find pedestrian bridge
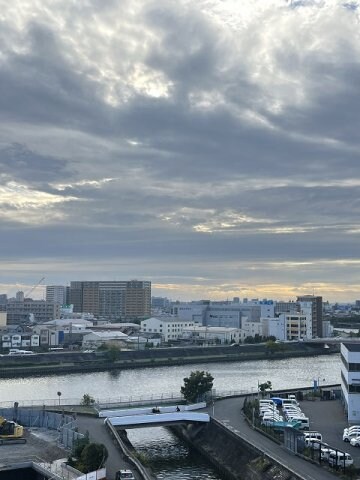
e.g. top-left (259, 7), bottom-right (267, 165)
top-left (98, 402), bottom-right (206, 418)
top-left (106, 412), bottom-right (210, 429)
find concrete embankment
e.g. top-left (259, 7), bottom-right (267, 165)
top-left (170, 418), bottom-right (301, 480)
top-left (0, 343), bottom-right (338, 378)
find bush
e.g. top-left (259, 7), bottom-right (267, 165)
top-left (72, 435), bottom-right (90, 458)
top-left (79, 443), bottom-right (108, 473)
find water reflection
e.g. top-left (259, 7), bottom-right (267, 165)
top-left (0, 354), bottom-right (340, 402)
top-left (127, 427), bottom-right (223, 480)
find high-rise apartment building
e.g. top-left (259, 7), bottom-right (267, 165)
top-left (297, 295), bottom-right (323, 338)
top-left (69, 280), bottom-right (151, 320)
top-left (124, 280), bottom-right (151, 319)
top-left (46, 285), bottom-right (66, 305)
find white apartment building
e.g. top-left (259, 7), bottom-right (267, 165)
top-left (341, 343), bottom-right (360, 423)
top-left (182, 326), bottom-right (242, 345)
top-left (140, 317), bottom-right (194, 343)
top-left (242, 320), bottom-right (263, 338)
top-left (261, 316), bottom-right (286, 341)
top-left (261, 313), bottom-right (311, 341)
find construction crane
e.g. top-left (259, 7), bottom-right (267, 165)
top-left (24, 277), bottom-right (45, 299)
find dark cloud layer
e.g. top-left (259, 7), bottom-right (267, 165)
top-left (0, 0), bottom-right (359, 300)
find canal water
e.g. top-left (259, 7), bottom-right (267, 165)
top-left (0, 354), bottom-right (341, 479)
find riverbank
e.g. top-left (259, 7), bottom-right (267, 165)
top-left (0, 343), bottom-right (338, 378)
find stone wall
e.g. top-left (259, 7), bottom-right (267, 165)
top-left (170, 419), bottom-right (300, 480)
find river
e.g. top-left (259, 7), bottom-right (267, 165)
top-left (0, 353), bottom-right (341, 479)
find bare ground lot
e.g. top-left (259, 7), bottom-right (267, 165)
top-left (0, 428), bottom-right (67, 465)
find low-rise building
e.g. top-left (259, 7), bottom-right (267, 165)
top-left (140, 317), bottom-right (194, 343)
top-left (182, 326), bottom-right (242, 344)
top-left (82, 331), bottom-right (129, 349)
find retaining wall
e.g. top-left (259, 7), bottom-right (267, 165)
top-left (170, 418), bottom-right (301, 480)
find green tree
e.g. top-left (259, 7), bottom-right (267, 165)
top-left (79, 443), bottom-right (108, 473)
top-left (80, 394), bottom-right (95, 406)
top-left (181, 370), bottom-right (214, 403)
top-left (258, 381), bottom-right (272, 397)
top-left (106, 345), bottom-right (121, 362)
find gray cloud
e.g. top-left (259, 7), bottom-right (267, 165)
top-left (0, 0), bottom-right (359, 301)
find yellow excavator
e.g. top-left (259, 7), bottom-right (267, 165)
top-left (0, 416), bottom-right (26, 445)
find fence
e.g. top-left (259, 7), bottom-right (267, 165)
top-left (0, 407), bottom-right (85, 450)
top-left (0, 385), bottom-right (339, 411)
top-left (0, 389), bottom-right (251, 410)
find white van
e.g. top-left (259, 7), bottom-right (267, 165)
top-left (305, 438), bottom-right (323, 450)
top-left (282, 399), bottom-right (299, 407)
top-left (328, 452), bottom-right (353, 468)
top-left (259, 400), bottom-right (276, 407)
top-left (304, 431), bottom-right (322, 442)
top-left (290, 416), bottom-right (309, 430)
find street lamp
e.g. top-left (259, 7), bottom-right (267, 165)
top-left (57, 391), bottom-right (62, 406)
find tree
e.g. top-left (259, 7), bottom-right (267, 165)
top-left (79, 443), bottom-right (108, 473)
top-left (80, 394), bottom-right (95, 406)
top-left (106, 345), bottom-right (121, 362)
top-left (181, 370), bottom-right (214, 403)
top-left (258, 381), bottom-right (272, 397)
top-left (72, 435), bottom-right (90, 459)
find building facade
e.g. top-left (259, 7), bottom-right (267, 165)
top-left (341, 343), bottom-right (360, 423)
top-left (69, 280), bottom-right (151, 320)
top-left (5, 301), bottom-right (61, 325)
top-left (140, 317), bottom-right (194, 343)
top-left (297, 295), bottom-right (323, 338)
top-left (46, 285), bottom-right (66, 305)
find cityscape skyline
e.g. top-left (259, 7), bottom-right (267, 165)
top-left (1, 1), bottom-right (360, 303)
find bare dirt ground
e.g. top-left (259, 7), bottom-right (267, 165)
top-left (0, 427), bottom-right (68, 465)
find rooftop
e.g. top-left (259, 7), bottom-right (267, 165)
top-left (343, 343), bottom-right (360, 352)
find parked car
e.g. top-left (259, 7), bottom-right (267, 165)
top-left (344, 425), bottom-right (360, 434)
top-left (328, 452), bottom-right (353, 468)
top-left (321, 447), bottom-right (336, 460)
top-left (304, 432), bottom-right (322, 442)
top-left (343, 429), bottom-right (360, 442)
top-left (305, 438), bottom-right (325, 450)
top-left (350, 436), bottom-right (360, 447)
top-left (115, 470), bottom-right (135, 480)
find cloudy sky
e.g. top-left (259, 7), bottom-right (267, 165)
top-left (0, 0), bottom-right (360, 302)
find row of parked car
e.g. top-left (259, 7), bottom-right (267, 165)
top-left (259, 396), bottom-right (309, 430)
top-left (258, 396), bottom-right (354, 468)
top-left (343, 425), bottom-right (360, 446)
top-left (303, 431), bottom-right (353, 467)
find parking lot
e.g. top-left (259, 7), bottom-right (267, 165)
top-left (299, 398), bottom-right (360, 466)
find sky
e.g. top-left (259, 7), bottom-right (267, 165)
top-left (1, 0), bottom-right (360, 302)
